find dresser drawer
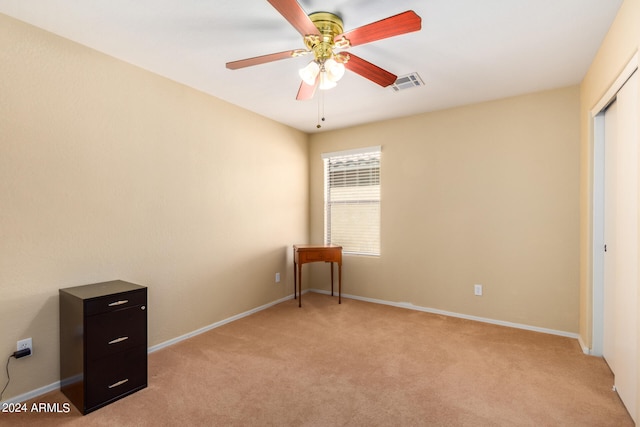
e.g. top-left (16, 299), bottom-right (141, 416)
top-left (86, 305), bottom-right (147, 359)
top-left (85, 348), bottom-right (147, 411)
top-left (85, 289), bottom-right (147, 316)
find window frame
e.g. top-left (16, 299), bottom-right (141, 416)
top-left (321, 146), bottom-right (381, 256)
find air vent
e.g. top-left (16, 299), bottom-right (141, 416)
top-left (391, 73), bottom-right (424, 92)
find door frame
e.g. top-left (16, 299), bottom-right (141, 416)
top-left (591, 51), bottom-right (638, 356)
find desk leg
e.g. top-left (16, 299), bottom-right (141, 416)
top-left (338, 262), bottom-right (342, 304)
top-left (330, 262), bottom-right (334, 296)
top-left (297, 263), bottom-right (302, 308)
top-left (293, 247), bottom-right (297, 300)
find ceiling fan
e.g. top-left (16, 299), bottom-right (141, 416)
top-left (226, 0), bottom-right (422, 101)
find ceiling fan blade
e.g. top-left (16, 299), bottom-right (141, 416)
top-left (335, 10), bottom-right (421, 47)
top-left (267, 0), bottom-right (321, 37)
top-left (344, 53), bottom-right (397, 87)
top-left (226, 50), bottom-right (301, 70)
top-left (296, 77), bottom-right (319, 100)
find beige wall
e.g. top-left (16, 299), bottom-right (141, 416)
top-left (0, 14), bottom-right (308, 399)
top-left (2, 0), bottom-right (634, 409)
top-left (309, 86), bottom-right (580, 333)
top-left (578, 0), bottom-right (640, 421)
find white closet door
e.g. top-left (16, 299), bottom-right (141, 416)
top-left (603, 70), bottom-right (638, 422)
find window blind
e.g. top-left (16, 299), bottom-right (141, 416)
top-left (322, 146), bottom-right (381, 256)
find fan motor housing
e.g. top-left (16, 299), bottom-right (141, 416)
top-left (309, 12), bottom-right (344, 37)
top-left (305, 12), bottom-right (345, 61)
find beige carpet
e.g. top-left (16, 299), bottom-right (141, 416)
top-left (2, 292), bottom-right (634, 426)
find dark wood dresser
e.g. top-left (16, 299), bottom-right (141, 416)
top-left (59, 280), bottom-right (147, 414)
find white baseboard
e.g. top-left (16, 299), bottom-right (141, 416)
top-left (1, 293), bottom-right (297, 405)
top-left (1, 380), bottom-right (61, 405)
top-left (577, 335), bottom-right (591, 355)
top-left (310, 289), bottom-right (583, 342)
top-left (2, 289), bottom-right (589, 404)
top-left (148, 293), bottom-right (295, 353)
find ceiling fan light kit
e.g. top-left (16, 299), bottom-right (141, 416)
top-left (297, 12), bottom-right (347, 90)
top-left (226, 0), bottom-right (422, 101)
top-left (298, 57), bottom-right (345, 89)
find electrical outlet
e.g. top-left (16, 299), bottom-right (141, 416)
top-left (275, 272), bottom-right (281, 283)
top-left (474, 284), bottom-right (483, 296)
top-left (17, 338), bottom-right (33, 356)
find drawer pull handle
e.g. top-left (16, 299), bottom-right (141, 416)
top-left (108, 300), bottom-right (129, 307)
top-left (108, 336), bottom-right (129, 345)
top-left (108, 379), bottom-right (129, 389)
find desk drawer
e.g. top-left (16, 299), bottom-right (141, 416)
top-left (298, 250), bottom-right (340, 263)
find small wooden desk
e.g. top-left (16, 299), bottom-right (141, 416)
top-left (293, 244), bottom-right (343, 307)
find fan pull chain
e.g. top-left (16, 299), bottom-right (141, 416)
top-left (316, 90), bottom-right (326, 129)
top-left (317, 94), bottom-right (321, 128)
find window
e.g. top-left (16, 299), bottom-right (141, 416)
top-left (322, 146), bottom-right (381, 256)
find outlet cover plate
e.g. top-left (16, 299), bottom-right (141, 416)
top-left (17, 338), bottom-right (32, 356)
top-left (474, 284), bottom-right (483, 296)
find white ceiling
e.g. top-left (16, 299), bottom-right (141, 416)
top-left (0, 0), bottom-right (623, 133)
